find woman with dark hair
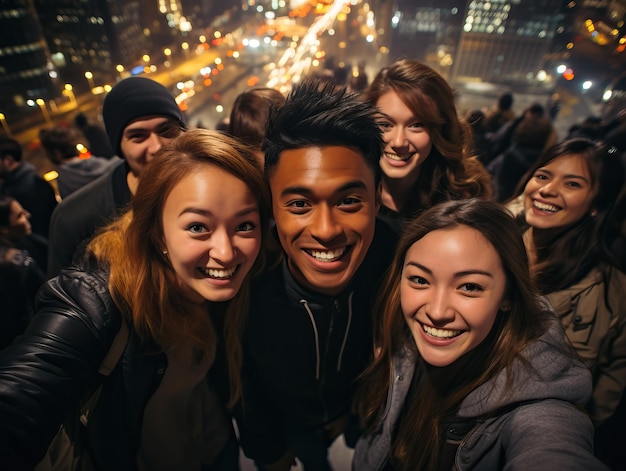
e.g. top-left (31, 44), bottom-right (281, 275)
top-left (227, 87), bottom-right (285, 166)
top-left (0, 194), bottom-right (46, 349)
top-left (0, 129), bottom-right (271, 470)
top-left (353, 199), bottom-right (604, 470)
top-left (362, 60), bottom-right (491, 230)
top-left (510, 138), bottom-right (626, 467)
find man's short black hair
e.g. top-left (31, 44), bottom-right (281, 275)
top-left (0, 137), bottom-right (22, 162)
top-left (263, 79), bottom-right (384, 184)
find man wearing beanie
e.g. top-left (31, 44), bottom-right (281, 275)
top-left (47, 77), bottom-right (185, 276)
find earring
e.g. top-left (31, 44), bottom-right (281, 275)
top-left (590, 209), bottom-right (598, 218)
top-left (500, 300), bottom-right (512, 312)
top-left (162, 250), bottom-right (168, 255)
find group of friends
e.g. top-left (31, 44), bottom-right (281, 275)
top-left (0, 58), bottom-right (624, 471)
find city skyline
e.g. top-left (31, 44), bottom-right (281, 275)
top-left (0, 0), bottom-right (624, 132)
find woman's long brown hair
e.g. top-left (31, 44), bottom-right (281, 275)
top-left (354, 199), bottom-right (548, 469)
top-left (87, 129), bottom-right (270, 407)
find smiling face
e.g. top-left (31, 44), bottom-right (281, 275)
top-left (375, 90), bottom-right (433, 182)
top-left (4, 200), bottom-right (31, 239)
top-left (120, 116), bottom-right (182, 178)
top-left (269, 146), bottom-right (379, 296)
top-left (401, 225), bottom-right (507, 367)
top-left (161, 164), bottom-right (262, 304)
top-left (523, 153), bottom-right (597, 231)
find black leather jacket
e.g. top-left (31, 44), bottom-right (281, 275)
top-left (0, 267), bottom-right (170, 470)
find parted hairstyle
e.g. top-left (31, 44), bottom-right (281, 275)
top-left (363, 59), bottom-right (492, 215)
top-left (227, 87), bottom-right (285, 150)
top-left (512, 138), bottom-right (626, 292)
top-left (355, 198), bottom-right (548, 470)
top-left (87, 129), bottom-right (271, 406)
top-left (263, 78), bottom-right (384, 184)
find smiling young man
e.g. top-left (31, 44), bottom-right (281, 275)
top-left (47, 77), bottom-right (185, 276)
top-left (235, 80), bottom-right (397, 471)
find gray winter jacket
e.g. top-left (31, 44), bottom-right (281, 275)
top-left (353, 318), bottom-right (608, 470)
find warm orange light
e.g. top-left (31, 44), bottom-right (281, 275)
top-left (562, 68), bottom-right (575, 80)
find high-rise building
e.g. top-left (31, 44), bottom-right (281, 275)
top-left (0, 0), bottom-right (57, 114)
top-left (33, 0), bottom-right (150, 91)
top-left (450, 0), bottom-right (567, 86)
top-left (385, 0), bottom-right (465, 77)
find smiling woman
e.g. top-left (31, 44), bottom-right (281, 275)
top-left (362, 59), bottom-right (492, 231)
top-left (0, 195), bottom-right (46, 349)
top-left (0, 129), bottom-right (271, 470)
top-left (510, 138), bottom-right (626, 468)
top-left (353, 198), bottom-right (606, 471)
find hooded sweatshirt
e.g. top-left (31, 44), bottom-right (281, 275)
top-left (57, 156), bottom-right (121, 199)
top-left (237, 218), bottom-right (397, 465)
top-left (353, 316), bottom-right (608, 471)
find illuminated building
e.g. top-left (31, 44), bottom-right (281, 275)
top-left (450, 0), bottom-right (567, 86)
top-left (384, 0), bottom-right (465, 76)
top-left (33, 0), bottom-right (150, 89)
top-left (0, 0), bottom-right (57, 114)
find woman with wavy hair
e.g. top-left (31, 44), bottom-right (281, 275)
top-left (0, 129), bottom-right (271, 470)
top-left (509, 138), bottom-right (626, 468)
top-left (362, 59), bottom-right (491, 230)
top-left (0, 194), bottom-right (46, 349)
top-left (353, 199), bottom-right (603, 470)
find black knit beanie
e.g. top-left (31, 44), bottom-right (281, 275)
top-left (102, 76), bottom-right (185, 157)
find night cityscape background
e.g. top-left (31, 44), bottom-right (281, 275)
top-left (0, 0), bottom-right (625, 178)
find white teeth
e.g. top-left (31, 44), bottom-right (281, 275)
top-left (533, 201), bottom-right (559, 212)
top-left (423, 325), bottom-right (462, 339)
top-left (309, 248), bottom-right (346, 262)
top-left (200, 266), bottom-right (237, 279)
top-left (385, 152), bottom-right (410, 161)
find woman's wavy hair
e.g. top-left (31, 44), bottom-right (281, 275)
top-left (87, 129), bottom-right (271, 406)
top-left (512, 138), bottom-right (626, 292)
top-left (355, 199), bottom-right (548, 470)
top-left (363, 59), bottom-right (492, 214)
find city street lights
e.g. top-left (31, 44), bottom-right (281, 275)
top-left (85, 71), bottom-right (95, 89)
top-left (164, 48), bottom-right (173, 67)
top-left (181, 42), bottom-right (190, 58)
top-left (116, 64), bottom-right (125, 79)
top-left (63, 84), bottom-right (77, 108)
top-left (35, 98), bottom-right (52, 124)
top-left (0, 113), bottom-right (12, 137)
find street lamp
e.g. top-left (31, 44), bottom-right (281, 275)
top-left (84, 71), bottom-right (95, 89)
top-left (63, 84), bottom-right (77, 108)
top-left (35, 98), bottom-right (52, 124)
top-left (0, 113), bottom-right (12, 137)
top-left (181, 42), bottom-right (190, 58)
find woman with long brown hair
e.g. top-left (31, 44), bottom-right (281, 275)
top-left (0, 129), bottom-right (271, 470)
top-left (509, 138), bottom-right (626, 468)
top-left (353, 199), bottom-right (604, 470)
top-left (362, 59), bottom-right (491, 230)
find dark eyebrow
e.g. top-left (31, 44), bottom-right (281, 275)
top-left (280, 180), bottom-right (367, 198)
top-left (537, 168), bottom-right (589, 183)
top-left (405, 261), bottom-right (493, 278)
top-left (123, 119), bottom-right (178, 135)
top-left (178, 206), bottom-right (259, 218)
